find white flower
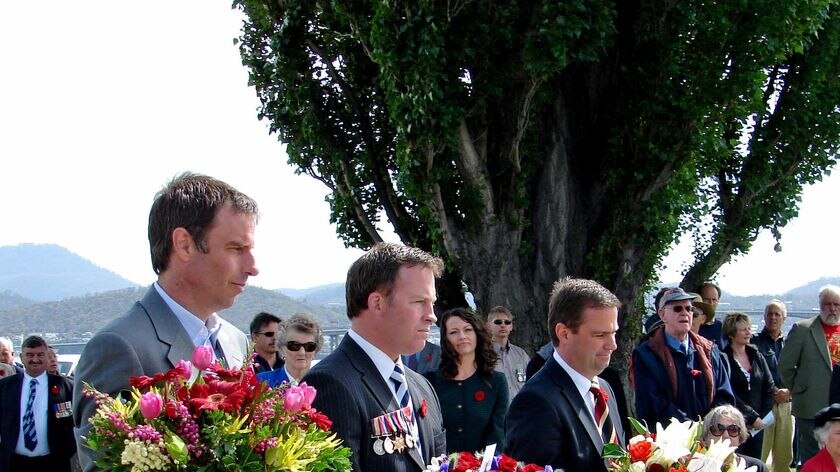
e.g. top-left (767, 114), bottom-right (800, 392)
top-left (650, 419), bottom-right (697, 464)
top-left (727, 455), bottom-right (758, 472)
top-left (629, 461), bottom-right (647, 472)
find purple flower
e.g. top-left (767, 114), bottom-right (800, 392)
top-left (192, 345), bottom-right (213, 371)
top-left (139, 392), bottom-right (163, 419)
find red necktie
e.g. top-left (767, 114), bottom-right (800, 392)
top-left (590, 382), bottom-right (617, 444)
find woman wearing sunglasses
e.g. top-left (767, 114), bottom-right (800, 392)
top-left (425, 308), bottom-right (508, 452)
top-left (258, 313), bottom-right (323, 388)
top-left (701, 405), bottom-right (769, 471)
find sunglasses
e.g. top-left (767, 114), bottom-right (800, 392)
top-left (492, 319), bottom-right (512, 325)
top-left (710, 424), bottom-right (741, 437)
top-left (286, 341), bottom-right (318, 352)
top-left (255, 331), bottom-right (276, 338)
top-left (668, 305), bottom-right (694, 313)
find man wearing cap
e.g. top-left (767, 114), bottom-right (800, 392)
top-left (632, 287), bottom-right (734, 428)
top-left (779, 284), bottom-right (840, 466)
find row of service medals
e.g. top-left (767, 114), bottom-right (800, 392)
top-left (371, 405), bottom-right (417, 455)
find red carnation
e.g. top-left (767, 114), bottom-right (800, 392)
top-left (497, 454), bottom-right (519, 472)
top-left (452, 452), bottom-right (481, 472)
top-left (129, 372), bottom-right (165, 390)
top-left (474, 390), bottom-right (486, 401)
top-left (309, 409), bottom-right (333, 431)
top-left (520, 465), bottom-right (546, 472)
top-left (51, 385), bottom-right (61, 395)
top-left (420, 399), bottom-right (428, 418)
top-left (690, 369), bottom-right (701, 377)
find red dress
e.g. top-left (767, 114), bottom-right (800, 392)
top-left (802, 448), bottom-right (840, 472)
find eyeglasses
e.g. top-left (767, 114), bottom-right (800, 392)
top-left (492, 320), bottom-right (512, 325)
top-left (286, 341), bottom-right (318, 352)
top-left (668, 305), bottom-right (694, 313)
top-left (254, 331), bottom-right (275, 338)
top-left (710, 424), bottom-right (741, 437)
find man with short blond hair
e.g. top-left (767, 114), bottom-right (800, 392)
top-left (486, 306), bottom-right (529, 402)
top-left (779, 285), bottom-right (840, 465)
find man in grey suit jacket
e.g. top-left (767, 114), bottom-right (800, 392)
top-left (505, 277), bottom-right (625, 471)
top-left (779, 284), bottom-right (840, 465)
top-left (303, 243), bottom-right (447, 471)
top-left (401, 341), bottom-right (441, 375)
top-left (73, 173), bottom-right (259, 471)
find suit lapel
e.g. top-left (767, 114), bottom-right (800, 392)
top-left (405, 370), bottom-right (430, 470)
top-left (809, 319), bottom-right (832, 368)
top-left (140, 287), bottom-right (195, 368)
top-left (546, 359), bottom-right (604, 449)
top-left (214, 322), bottom-right (245, 368)
top-left (339, 337), bottom-right (397, 413)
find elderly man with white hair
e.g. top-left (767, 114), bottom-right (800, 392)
top-left (0, 337), bottom-right (22, 376)
top-left (779, 284), bottom-right (840, 466)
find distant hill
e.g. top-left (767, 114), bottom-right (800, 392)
top-left (0, 290), bottom-right (34, 310)
top-left (0, 285), bottom-right (348, 342)
top-left (0, 243), bottom-right (137, 301)
top-left (279, 283), bottom-right (345, 308)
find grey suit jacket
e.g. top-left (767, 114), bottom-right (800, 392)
top-left (779, 315), bottom-right (833, 419)
top-left (72, 286), bottom-right (249, 471)
top-left (303, 336), bottom-right (446, 471)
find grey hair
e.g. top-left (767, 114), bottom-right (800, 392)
top-left (277, 313), bottom-right (324, 353)
top-left (701, 404), bottom-right (749, 445)
top-left (819, 285), bottom-right (840, 304)
top-left (0, 337), bottom-right (12, 350)
top-left (814, 422), bottom-right (838, 447)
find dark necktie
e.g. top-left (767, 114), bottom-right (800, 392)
top-left (23, 378), bottom-right (38, 451)
top-left (590, 381), bottom-right (616, 444)
top-left (390, 364), bottom-right (410, 408)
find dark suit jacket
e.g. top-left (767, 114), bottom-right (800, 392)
top-left (0, 372), bottom-right (75, 470)
top-left (73, 286), bottom-right (249, 471)
top-left (504, 357), bottom-right (625, 471)
top-left (402, 341), bottom-right (441, 375)
top-left (303, 336), bottom-right (446, 471)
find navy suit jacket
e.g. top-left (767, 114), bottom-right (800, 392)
top-left (73, 286), bottom-right (249, 471)
top-left (303, 336), bottom-right (446, 471)
top-left (504, 357), bottom-right (625, 471)
top-left (401, 341), bottom-right (441, 375)
top-left (0, 372), bottom-right (75, 470)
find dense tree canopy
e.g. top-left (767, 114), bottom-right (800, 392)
top-left (234, 0), bottom-right (839, 385)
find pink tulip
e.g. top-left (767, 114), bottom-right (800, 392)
top-left (174, 360), bottom-right (192, 380)
top-left (284, 388), bottom-right (304, 414)
top-left (299, 382), bottom-right (316, 408)
top-left (192, 345), bottom-right (213, 371)
top-left (140, 392), bottom-right (163, 419)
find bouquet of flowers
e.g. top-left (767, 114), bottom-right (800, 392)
top-left (602, 418), bottom-right (756, 472)
top-left (83, 345), bottom-right (352, 471)
top-left (425, 449), bottom-right (551, 472)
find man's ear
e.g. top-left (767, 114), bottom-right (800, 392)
top-left (367, 291), bottom-right (385, 314)
top-left (554, 322), bottom-right (569, 343)
top-left (171, 227), bottom-right (194, 263)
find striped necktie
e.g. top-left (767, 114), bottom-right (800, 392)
top-left (390, 364), bottom-right (410, 408)
top-left (590, 381), bottom-right (617, 444)
top-left (23, 378), bottom-right (38, 450)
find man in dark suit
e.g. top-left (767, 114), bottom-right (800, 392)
top-left (74, 173), bottom-right (258, 471)
top-left (0, 335), bottom-right (75, 471)
top-left (401, 341), bottom-right (441, 375)
top-left (505, 277), bottom-right (625, 471)
top-left (304, 243), bottom-right (447, 471)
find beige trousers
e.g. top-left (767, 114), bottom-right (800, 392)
top-left (761, 401), bottom-right (794, 472)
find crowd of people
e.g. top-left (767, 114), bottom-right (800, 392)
top-left (1, 172), bottom-right (840, 472)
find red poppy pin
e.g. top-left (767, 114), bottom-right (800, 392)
top-left (51, 385), bottom-right (61, 395)
top-left (0, 371), bottom-right (5, 377)
top-left (425, 353), bottom-right (433, 362)
top-left (474, 390), bottom-right (486, 401)
top-left (690, 369), bottom-right (701, 377)
top-left (419, 399), bottom-right (428, 418)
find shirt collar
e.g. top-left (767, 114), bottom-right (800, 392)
top-left (154, 282), bottom-right (214, 346)
top-left (346, 329), bottom-right (402, 383)
top-left (664, 331), bottom-right (691, 353)
top-left (23, 371), bottom-right (47, 384)
top-left (552, 350), bottom-right (594, 399)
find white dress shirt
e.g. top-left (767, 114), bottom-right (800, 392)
top-left (16, 371), bottom-right (50, 456)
